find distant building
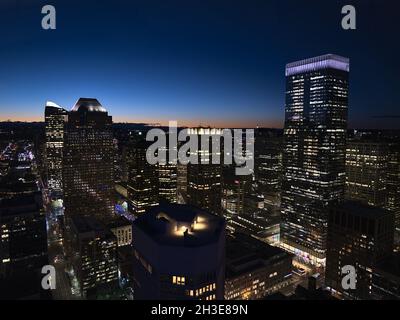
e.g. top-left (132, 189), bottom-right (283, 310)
top-left (225, 233), bottom-right (292, 300)
top-left (386, 142), bottom-right (400, 232)
top-left (108, 216), bottom-right (132, 247)
top-left (186, 128), bottom-right (223, 216)
top-left (325, 201), bottom-right (394, 299)
top-left (346, 140), bottom-right (388, 207)
top-left (221, 166), bottom-right (250, 217)
top-left (127, 140), bottom-right (159, 215)
top-left (69, 216), bottom-right (119, 299)
top-left (44, 101), bottom-right (68, 198)
top-left (132, 203), bottom-right (225, 300)
top-left (63, 98), bottom-right (115, 223)
top-left (255, 129), bottom-right (282, 216)
top-left (281, 54), bottom-right (349, 265)
top-left (177, 163), bottom-right (187, 203)
top-left (158, 148), bottom-right (177, 204)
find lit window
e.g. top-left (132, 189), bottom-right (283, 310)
top-left (172, 275), bottom-right (185, 285)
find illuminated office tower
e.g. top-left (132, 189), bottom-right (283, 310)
top-left (187, 128), bottom-right (222, 216)
top-left (63, 98), bottom-right (115, 223)
top-left (346, 140), bottom-right (388, 207)
top-left (69, 216), bottom-right (118, 299)
top-left (44, 101), bottom-right (68, 198)
top-left (386, 142), bottom-right (400, 232)
top-left (177, 163), bottom-right (187, 204)
top-left (325, 201), bottom-right (394, 299)
top-left (221, 165), bottom-right (250, 218)
top-left (127, 140), bottom-right (159, 215)
top-left (280, 54), bottom-right (349, 265)
top-left (132, 203), bottom-right (225, 300)
top-left (158, 140), bottom-right (178, 203)
top-left (255, 129), bottom-right (283, 217)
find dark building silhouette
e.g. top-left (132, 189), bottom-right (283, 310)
top-left (325, 201), bottom-right (394, 299)
top-left (281, 54), bottom-right (349, 265)
top-left (132, 203), bottom-right (225, 300)
top-left (0, 193), bottom-right (48, 299)
top-left (69, 216), bottom-right (119, 299)
top-left (63, 98), bottom-right (115, 223)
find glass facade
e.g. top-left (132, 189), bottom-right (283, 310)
top-left (280, 54), bottom-right (349, 263)
top-left (45, 103), bottom-right (68, 198)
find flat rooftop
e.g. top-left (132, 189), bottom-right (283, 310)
top-left (133, 203), bottom-right (225, 247)
top-left (336, 200), bottom-right (392, 219)
top-left (226, 233), bottom-right (292, 278)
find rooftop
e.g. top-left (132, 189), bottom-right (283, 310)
top-left (286, 54), bottom-right (350, 76)
top-left (226, 233), bottom-right (292, 277)
top-left (133, 203), bottom-right (225, 247)
top-left (71, 98), bottom-right (107, 113)
top-left (336, 200), bottom-right (392, 219)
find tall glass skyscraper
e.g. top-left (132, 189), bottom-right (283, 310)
top-left (63, 98), bottom-right (115, 223)
top-left (280, 54), bottom-right (349, 265)
top-left (45, 101), bottom-right (68, 198)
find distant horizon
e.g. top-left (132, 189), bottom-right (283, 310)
top-left (2, 118), bottom-right (400, 131)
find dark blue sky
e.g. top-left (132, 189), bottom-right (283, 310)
top-left (0, 0), bottom-right (399, 128)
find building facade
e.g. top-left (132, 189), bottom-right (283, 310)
top-left (346, 140), bottom-right (388, 207)
top-left (280, 54), bottom-right (349, 265)
top-left (127, 140), bottom-right (159, 215)
top-left (325, 201), bottom-right (394, 299)
top-left (63, 98), bottom-right (115, 223)
top-left (132, 203), bottom-right (225, 300)
top-left (70, 216), bottom-right (119, 299)
top-left (45, 101), bottom-right (68, 198)
top-left (225, 233), bottom-right (292, 300)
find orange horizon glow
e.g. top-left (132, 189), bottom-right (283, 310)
top-left (0, 115), bottom-right (283, 128)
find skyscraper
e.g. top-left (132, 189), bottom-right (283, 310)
top-left (255, 129), bottom-right (283, 217)
top-left (0, 192), bottom-right (48, 299)
top-left (325, 201), bottom-right (394, 299)
top-left (386, 142), bottom-right (400, 232)
top-left (132, 203), bottom-right (225, 300)
top-left (346, 140), bottom-right (388, 207)
top-left (127, 140), bottom-right (159, 215)
top-left (280, 54), bottom-right (349, 265)
top-left (158, 139), bottom-right (178, 204)
top-left (69, 216), bottom-right (119, 299)
top-left (45, 101), bottom-right (68, 199)
top-left (187, 128), bottom-right (222, 216)
top-left (63, 98), bottom-right (115, 223)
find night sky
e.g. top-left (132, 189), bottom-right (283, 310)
top-left (0, 0), bottom-right (399, 128)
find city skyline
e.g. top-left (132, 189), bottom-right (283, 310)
top-left (1, 0), bottom-right (400, 305)
top-left (1, 0), bottom-right (399, 129)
